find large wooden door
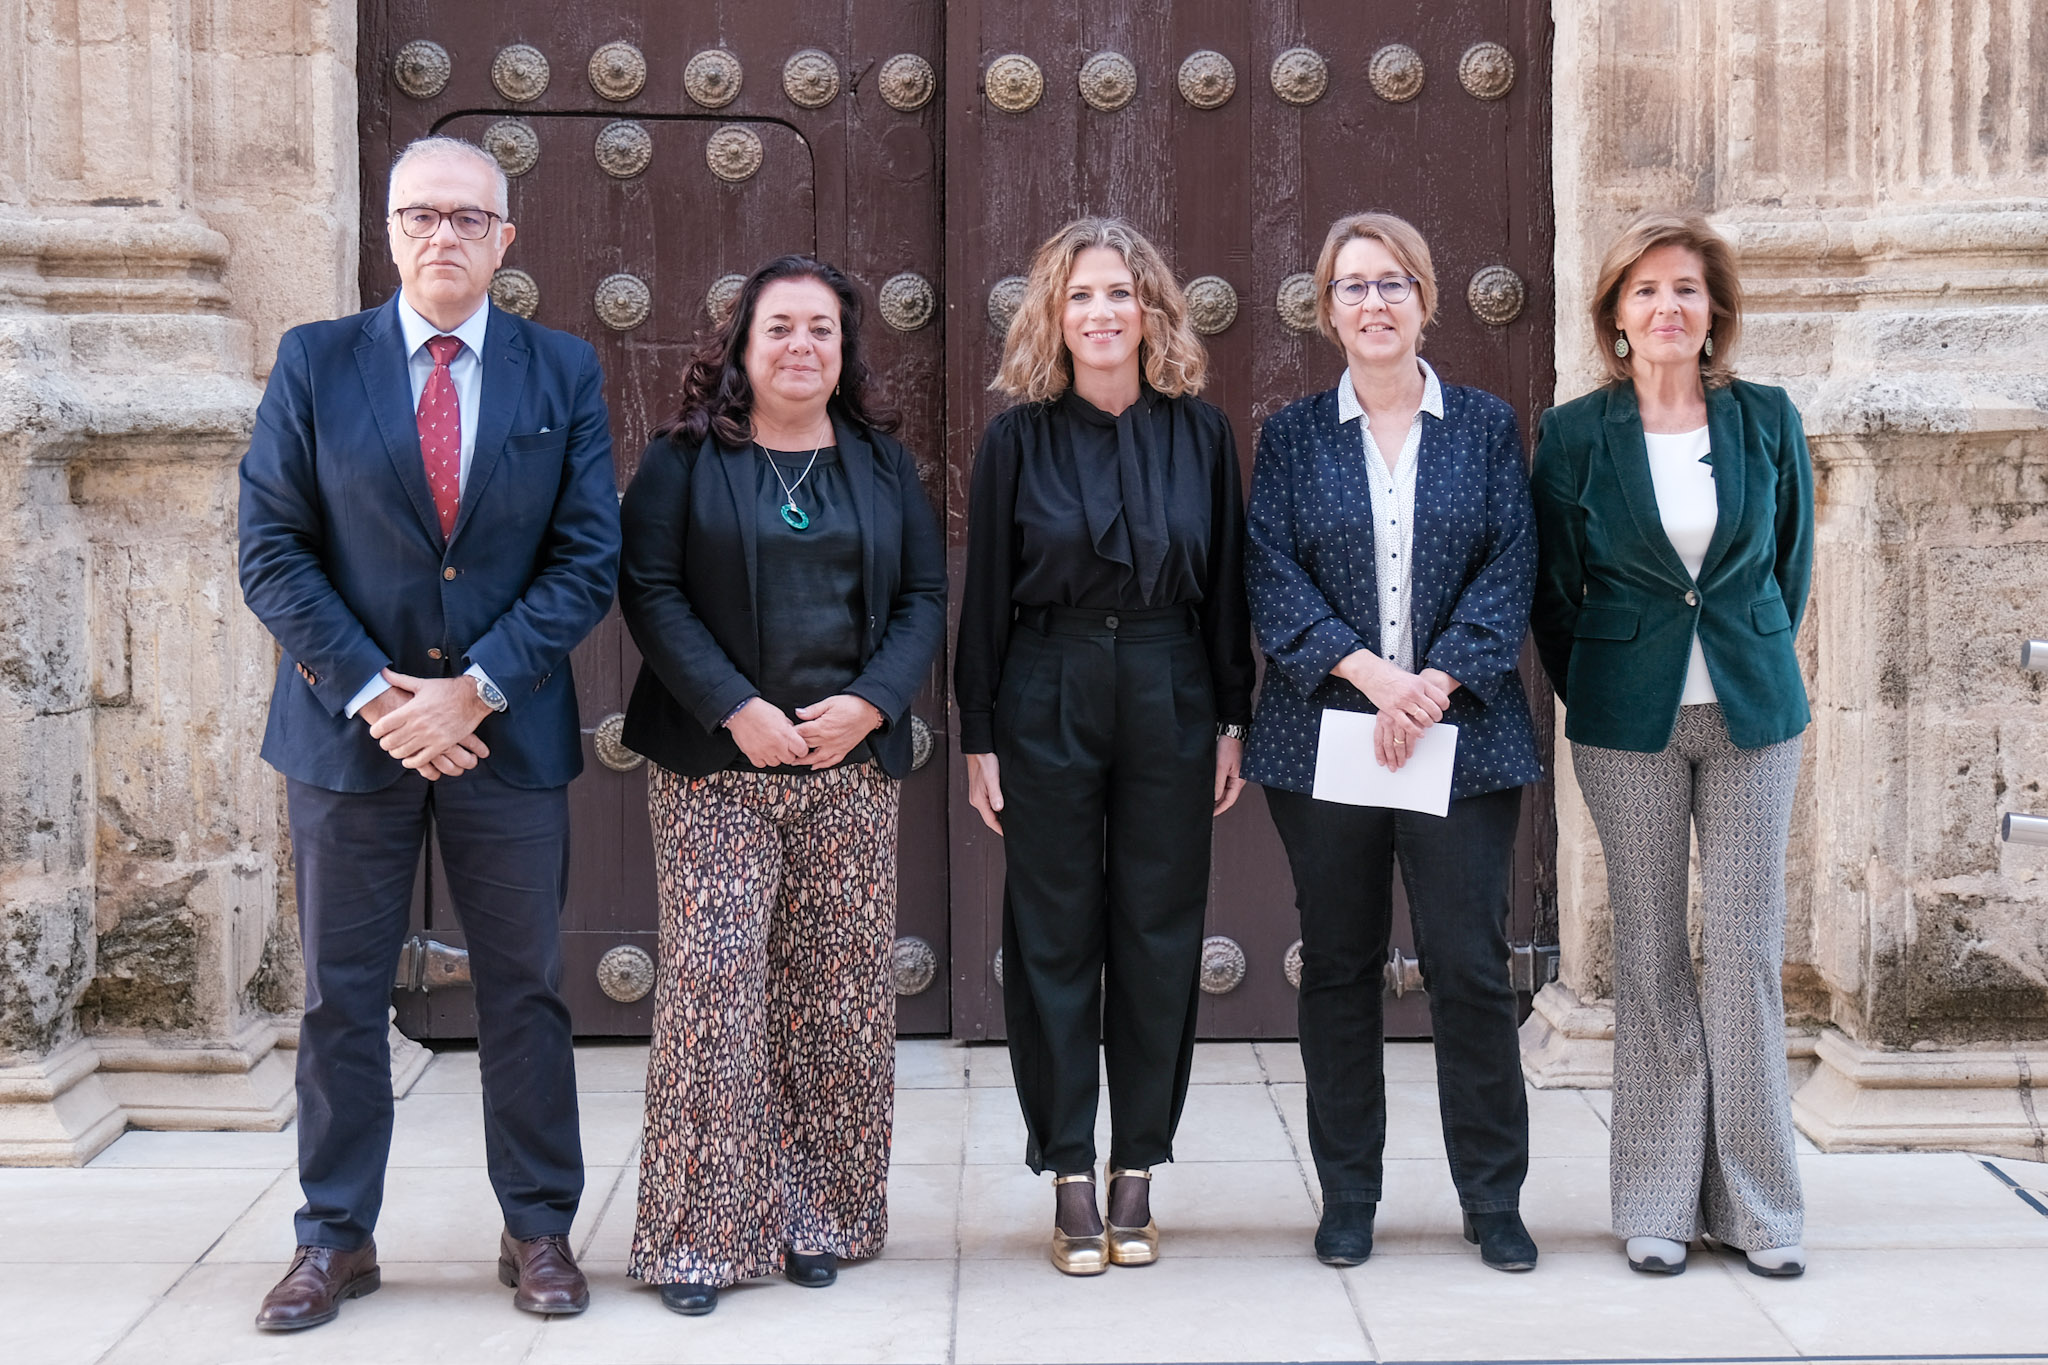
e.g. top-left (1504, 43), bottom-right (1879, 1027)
top-left (360, 1), bottom-right (953, 1037)
top-left (358, 0), bottom-right (1552, 1043)
top-left (940, 2), bottom-right (1555, 1038)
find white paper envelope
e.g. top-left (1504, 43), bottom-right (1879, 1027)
top-left (1310, 710), bottom-right (1459, 817)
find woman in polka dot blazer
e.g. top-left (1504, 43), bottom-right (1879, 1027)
top-left (1244, 212), bottom-right (1543, 1275)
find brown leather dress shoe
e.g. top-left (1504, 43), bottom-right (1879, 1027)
top-left (254, 1242), bottom-right (381, 1331)
top-left (498, 1229), bottom-right (590, 1315)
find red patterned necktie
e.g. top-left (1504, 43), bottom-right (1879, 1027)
top-left (416, 334), bottom-right (463, 539)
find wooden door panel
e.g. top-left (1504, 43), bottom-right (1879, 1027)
top-left (366, 2), bottom-right (952, 1037)
top-left (942, 1), bottom-right (1551, 1039)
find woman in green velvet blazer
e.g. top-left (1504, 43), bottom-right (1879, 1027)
top-left (1530, 212), bottom-right (1815, 1281)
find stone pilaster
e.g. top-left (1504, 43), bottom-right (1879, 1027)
top-left (0, 0), bottom-right (357, 1164)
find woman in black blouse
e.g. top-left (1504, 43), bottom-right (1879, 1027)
top-left (956, 218), bottom-right (1255, 1276)
top-left (618, 256), bottom-right (944, 1316)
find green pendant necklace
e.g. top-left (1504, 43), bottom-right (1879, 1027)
top-left (759, 443), bottom-right (822, 530)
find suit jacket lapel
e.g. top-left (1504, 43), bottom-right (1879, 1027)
top-left (1602, 385), bottom-right (1694, 587)
top-left (1410, 412), bottom-right (1451, 644)
top-left (355, 298), bottom-right (446, 549)
top-left (715, 436), bottom-right (761, 673)
top-left (834, 414), bottom-right (878, 639)
top-left (1312, 390), bottom-right (1369, 640)
top-left (448, 304), bottom-right (528, 547)
top-left (1695, 383), bottom-right (1748, 582)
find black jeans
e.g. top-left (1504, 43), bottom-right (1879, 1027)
top-left (995, 606), bottom-right (1216, 1175)
top-left (1265, 784), bottom-right (1528, 1213)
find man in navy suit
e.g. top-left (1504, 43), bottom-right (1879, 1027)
top-left (238, 136), bottom-right (620, 1330)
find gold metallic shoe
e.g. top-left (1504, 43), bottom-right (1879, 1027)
top-left (1105, 1168), bottom-right (1159, 1267)
top-left (1050, 1172), bottom-right (1109, 1277)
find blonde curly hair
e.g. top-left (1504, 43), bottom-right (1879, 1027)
top-left (990, 217), bottom-right (1209, 401)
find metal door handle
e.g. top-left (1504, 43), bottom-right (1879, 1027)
top-left (394, 935), bottom-right (471, 991)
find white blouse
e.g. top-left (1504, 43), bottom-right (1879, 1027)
top-left (1336, 359), bottom-right (1445, 673)
top-left (1644, 426), bottom-right (1719, 704)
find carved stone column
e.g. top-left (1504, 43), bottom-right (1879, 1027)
top-left (1530, 0), bottom-right (2048, 1160)
top-left (0, 0), bottom-right (359, 1163)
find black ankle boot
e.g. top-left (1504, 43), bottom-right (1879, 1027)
top-left (785, 1249), bottom-right (838, 1288)
top-left (1463, 1209), bottom-right (1539, 1272)
top-left (659, 1281), bottom-right (717, 1315)
top-left (1315, 1202), bottom-right (1376, 1266)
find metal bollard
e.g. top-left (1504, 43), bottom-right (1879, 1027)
top-left (2024, 641), bottom-right (2048, 671)
top-left (2003, 813), bottom-right (2048, 847)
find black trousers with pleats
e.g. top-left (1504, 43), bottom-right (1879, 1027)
top-left (994, 605), bottom-right (1217, 1176)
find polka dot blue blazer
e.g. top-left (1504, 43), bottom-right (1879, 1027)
top-left (1243, 380), bottom-right (1543, 801)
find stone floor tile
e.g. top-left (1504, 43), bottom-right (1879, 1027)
top-left (569, 1042), bottom-right (651, 1093)
top-left (953, 1254), bottom-right (1372, 1363)
top-left (1980, 1153), bottom-right (2048, 1195)
top-left (89, 1125), bottom-right (300, 1170)
top-left (576, 1164), bottom-right (639, 1266)
top-left (383, 1088), bottom-right (643, 1169)
top-left (1800, 1151), bottom-right (2048, 1248)
top-left (1739, 1247), bottom-right (2048, 1357)
top-left (878, 1160), bottom-right (961, 1260)
top-left (0, 1262), bottom-right (185, 1365)
top-left (1526, 1087), bottom-right (1613, 1158)
top-left (1188, 1042), bottom-right (1264, 1084)
top-left (965, 1085), bottom-right (1110, 1165)
top-left (963, 1042), bottom-right (1014, 1088)
top-left (1253, 1039), bottom-right (1306, 1084)
top-left (98, 1261), bottom-right (546, 1365)
top-left (894, 1038), bottom-right (969, 1089)
top-left (405, 1047), bottom-right (481, 1094)
top-left (892, 1085), bottom-right (970, 1165)
top-left (203, 1166), bottom-right (624, 1265)
top-left (524, 1259), bottom-right (957, 1364)
top-left (1383, 1040), bottom-right (1439, 1084)
top-left (1580, 1086), bottom-right (1613, 1126)
top-left (1350, 1250), bottom-right (1800, 1360)
top-left (0, 1166), bottom-right (280, 1264)
top-left (1372, 1156), bottom-right (1617, 1257)
top-left (1171, 1082), bottom-right (1297, 1162)
top-left (1380, 1083), bottom-right (1454, 1160)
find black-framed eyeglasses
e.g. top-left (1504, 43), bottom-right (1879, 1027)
top-left (392, 206), bottom-right (502, 240)
top-left (1328, 275), bottom-right (1417, 306)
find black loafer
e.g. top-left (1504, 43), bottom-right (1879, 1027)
top-left (659, 1281), bottom-right (718, 1316)
top-left (1463, 1209), bottom-right (1539, 1272)
top-left (785, 1250), bottom-right (838, 1288)
top-left (1314, 1202), bottom-right (1376, 1266)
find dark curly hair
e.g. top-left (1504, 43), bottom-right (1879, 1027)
top-left (656, 254), bottom-right (898, 448)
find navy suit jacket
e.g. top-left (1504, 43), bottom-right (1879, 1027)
top-left (1243, 380), bottom-right (1543, 801)
top-left (238, 295), bottom-right (622, 793)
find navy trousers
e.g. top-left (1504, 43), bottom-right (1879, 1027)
top-left (1265, 784), bottom-right (1529, 1213)
top-left (287, 767), bottom-right (583, 1250)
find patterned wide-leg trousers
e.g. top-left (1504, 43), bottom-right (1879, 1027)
top-left (1571, 704), bottom-right (1805, 1250)
top-left (629, 761), bottom-right (899, 1287)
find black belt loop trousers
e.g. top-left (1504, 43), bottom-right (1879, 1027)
top-left (994, 604), bottom-right (1217, 1176)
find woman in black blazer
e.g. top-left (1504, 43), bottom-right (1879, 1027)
top-left (617, 255), bottom-right (944, 1316)
top-left (1530, 212), bottom-right (1814, 1280)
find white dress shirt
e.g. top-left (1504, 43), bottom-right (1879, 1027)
top-left (1644, 425), bottom-right (1720, 704)
top-left (345, 293), bottom-right (498, 719)
top-left (1335, 359), bottom-right (1445, 674)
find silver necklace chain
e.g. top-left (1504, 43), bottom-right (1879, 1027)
top-left (758, 442), bottom-right (823, 518)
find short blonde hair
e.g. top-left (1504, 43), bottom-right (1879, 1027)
top-left (1312, 212), bottom-right (1438, 345)
top-left (991, 217), bottom-right (1208, 401)
top-left (1591, 211), bottom-right (1742, 388)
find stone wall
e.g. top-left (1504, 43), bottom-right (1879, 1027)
top-left (1525, 0), bottom-right (2048, 1160)
top-left (0, 0), bottom-right (359, 1162)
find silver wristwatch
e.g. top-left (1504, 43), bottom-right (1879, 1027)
top-left (1218, 722), bottom-right (1250, 742)
top-left (474, 674), bottom-right (509, 714)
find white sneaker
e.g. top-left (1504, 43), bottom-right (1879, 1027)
top-left (1625, 1236), bottom-right (1688, 1274)
top-left (1745, 1242), bottom-right (1806, 1277)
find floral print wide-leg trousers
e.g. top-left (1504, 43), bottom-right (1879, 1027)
top-left (629, 761), bottom-right (899, 1288)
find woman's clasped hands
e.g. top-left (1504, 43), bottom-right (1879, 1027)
top-left (724, 694), bottom-right (883, 769)
top-left (1333, 650), bottom-right (1460, 772)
